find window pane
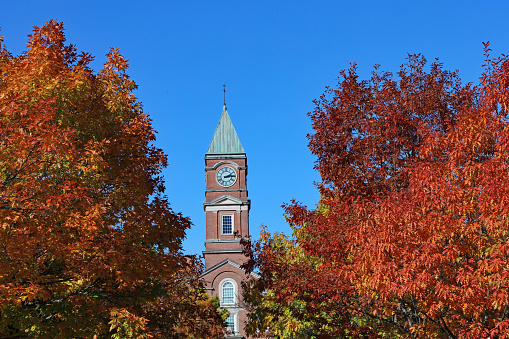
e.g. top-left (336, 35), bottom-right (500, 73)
top-left (226, 314), bottom-right (235, 333)
top-left (222, 281), bottom-right (234, 304)
top-left (222, 215), bottom-right (233, 234)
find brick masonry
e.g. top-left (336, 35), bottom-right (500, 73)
top-left (202, 154), bottom-right (253, 338)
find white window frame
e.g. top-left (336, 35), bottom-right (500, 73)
top-left (220, 278), bottom-right (237, 306)
top-left (225, 312), bottom-right (236, 334)
top-left (221, 213), bottom-right (234, 235)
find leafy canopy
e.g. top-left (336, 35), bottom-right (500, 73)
top-left (0, 20), bottom-right (225, 338)
top-left (244, 46), bottom-right (509, 339)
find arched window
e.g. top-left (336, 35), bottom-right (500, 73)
top-left (222, 281), bottom-right (235, 304)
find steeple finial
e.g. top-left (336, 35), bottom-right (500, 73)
top-left (223, 84), bottom-right (228, 107)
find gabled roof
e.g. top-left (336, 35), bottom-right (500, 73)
top-left (203, 195), bottom-right (250, 211)
top-left (206, 195), bottom-right (246, 205)
top-left (206, 105), bottom-right (245, 155)
top-left (200, 258), bottom-right (260, 279)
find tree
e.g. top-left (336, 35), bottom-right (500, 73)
top-left (242, 227), bottom-right (376, 339)
top-left (244, 47), bottom-right (509, 338)
top-left (138, 256), bottom-right (228, 339)
top-left (0, 21), bottom-right (225, 338)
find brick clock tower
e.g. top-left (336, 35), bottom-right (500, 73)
top-left (201, 104), bottom-right (255, 338)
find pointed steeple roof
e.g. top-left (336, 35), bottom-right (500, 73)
top-left (206, 105), bottom-right (245, 155)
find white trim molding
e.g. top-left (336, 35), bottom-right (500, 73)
top-left (200, 258), bottom-right (260, 279)
top-left (203, 195), bottom-right (250, 212)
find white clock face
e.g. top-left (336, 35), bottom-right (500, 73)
top-left (216, 166), bottom-right (237, 187)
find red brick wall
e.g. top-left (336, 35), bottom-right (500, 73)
top-left (202, 264), bottom-right (253, 338)
top-left (203, 155), bottom-right (253, 337)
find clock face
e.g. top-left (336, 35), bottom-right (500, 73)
top-left (216, 166), bottom-right (237, 187)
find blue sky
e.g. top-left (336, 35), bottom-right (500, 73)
top-left (2, 1), bottom-right (508, 255)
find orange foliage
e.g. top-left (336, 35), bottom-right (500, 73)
top-left (246, 48), bottom-right (509, 338)
top-left (0, 21), bottom-right (224, 338)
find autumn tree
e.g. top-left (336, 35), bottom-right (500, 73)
top-left (242, 226), bottom-right (375, 339)
top-left (137, 256), bottom-right (228, 338)
top-left (244, 47), bottom-right (509, 339)
top-left (0, 21), bottom-right (225, 338)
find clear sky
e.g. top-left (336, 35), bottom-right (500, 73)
top-left (2, 1), bottom-right (509, 256)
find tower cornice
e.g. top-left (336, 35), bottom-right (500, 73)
top-left (205, 160), bottom-right (247, 171)
top-left (205, 154), bottom-right (246, 159)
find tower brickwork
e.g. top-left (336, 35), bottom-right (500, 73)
top-left (201, 105), bottom-right (253, 338)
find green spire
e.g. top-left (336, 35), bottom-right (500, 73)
top-left (206, 105), bottom-right (245, 155)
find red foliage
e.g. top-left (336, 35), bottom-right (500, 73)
top-left (247, 48), bottom-right (509, 338)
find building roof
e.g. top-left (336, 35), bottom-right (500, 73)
top-left (200, 258), bottom-right (260, 279)
top-left (206, 105), bottom-right (245, 155)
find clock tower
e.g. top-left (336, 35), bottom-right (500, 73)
top-left (201, 104), bottom-right (253, 338)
